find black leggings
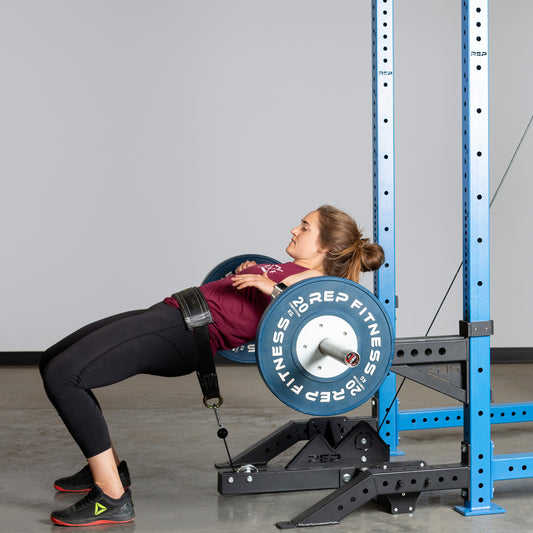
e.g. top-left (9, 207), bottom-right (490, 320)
top-left (40, 302), bottom-right (199, 458)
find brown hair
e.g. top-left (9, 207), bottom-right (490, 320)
top-left (316, 205), bottom-right (385, 283)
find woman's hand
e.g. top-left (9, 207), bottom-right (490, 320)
top-left (232, 268), bottom-right (323, 297)
top-left (235, 260), bottom-right (257, 274)
top-left (232, 271), bottom-right (276, 296)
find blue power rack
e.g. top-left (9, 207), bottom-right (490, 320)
top-left (373, 0), bottom-right (533, 516)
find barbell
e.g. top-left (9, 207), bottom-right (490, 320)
top-left (203, 255), bottom-right (395, 416)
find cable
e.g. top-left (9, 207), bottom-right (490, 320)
top-left (425, 115), bottom-right (533, 337)
top-left (212, 405), bottom-right (235, 473)
top-left (378, 376), bottom-right (406, 433)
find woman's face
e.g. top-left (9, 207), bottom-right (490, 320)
top-left (286, 210), bottom-right (327, 268)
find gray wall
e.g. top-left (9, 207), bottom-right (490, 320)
top-left (0, 1), bottom-right (531, 351)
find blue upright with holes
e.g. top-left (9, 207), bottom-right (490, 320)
top-left (371, 0), bottom-right (401, 455)
top-left (454, 0), bottom-right (503, 516)
top-left (371, 0), bottom-right (533, 515)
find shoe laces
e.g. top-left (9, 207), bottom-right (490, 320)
top-left (74, 486), bottom-right (102, 511)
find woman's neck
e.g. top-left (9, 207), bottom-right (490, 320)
top-left (293, 259), bottom-right (325, 274)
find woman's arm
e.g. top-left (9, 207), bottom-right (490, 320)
top-left (231, 268), bottom-right (323, 296)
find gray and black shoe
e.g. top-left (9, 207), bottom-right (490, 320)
top-left (53, 460), bottom-right (131, 492)
top-left (50, 485), bottom-right (134, 527)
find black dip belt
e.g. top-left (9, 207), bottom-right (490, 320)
top-left (172, 287), bottom-right (223, 408)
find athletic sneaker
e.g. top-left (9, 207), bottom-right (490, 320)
top-left (53, 460), bottom-right (131, 492)
top-left (50, 485), bottom-right (135, 527)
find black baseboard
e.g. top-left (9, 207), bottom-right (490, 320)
top-left (490, 347), bottom-right (533, 363)
top-left (0, 352), bottom-right (42, 365)
top-left (1, 348), bottom-right (533, 366)
top-left (0, 352), bottom-right (237, 366)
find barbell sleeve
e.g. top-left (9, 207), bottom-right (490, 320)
top-left (318, 338), bottom-right (361, 367)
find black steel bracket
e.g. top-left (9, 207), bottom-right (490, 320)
top-left (217, 418), bottom-right (390, 495)
top-left (459, 319), bottom-right (494, 338)
top-left (390, 335), bottom-right (468, 401)
top-left (276, 462), bottom-right (470, 529)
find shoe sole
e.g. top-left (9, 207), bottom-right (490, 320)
top-left (51, 516), bottom-right (134, 527)
top-left (53, 484), bottom-right (91, 493)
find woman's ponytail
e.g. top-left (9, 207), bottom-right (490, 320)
top-left (317, 205), bottom-right (385, 283)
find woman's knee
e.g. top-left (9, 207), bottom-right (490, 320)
top-left (41, 355), bottom-right (78, 399)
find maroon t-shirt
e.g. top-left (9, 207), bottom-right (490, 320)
top-left (164, 262), bottom-right (307, 353)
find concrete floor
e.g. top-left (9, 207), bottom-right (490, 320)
top-left (2, 364), bottom-right (533, 533)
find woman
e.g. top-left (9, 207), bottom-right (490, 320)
top-left (40, 205), bottom-right (384, 526)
